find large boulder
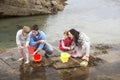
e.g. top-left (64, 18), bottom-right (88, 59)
top-left (0, 0), bottom-right (67, 17)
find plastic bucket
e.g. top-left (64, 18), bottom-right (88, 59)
top-left (60, 52), bottom-right (70, 63)
top-left (33, 54), bottom-right (42, 62)
top-left (27, 46), bottom-right (35, 55)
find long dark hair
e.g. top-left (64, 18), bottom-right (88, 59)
top-left (69, 29), bottom-right (79, 46)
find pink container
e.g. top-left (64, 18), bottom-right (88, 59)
top-left (27, 46), bottom-right (35, 55)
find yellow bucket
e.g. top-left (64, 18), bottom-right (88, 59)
top-left (60, 52), bottom-right (70, 63)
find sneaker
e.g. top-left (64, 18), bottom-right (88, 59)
top-left (17, 57), bottom-right (24, 61)
top-left (44, 53), bottom-right (49, 58)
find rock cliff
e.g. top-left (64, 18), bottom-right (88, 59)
top-left (0, 0), bottom-right (67, 17)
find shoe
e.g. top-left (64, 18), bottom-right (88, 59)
top-left (44, 53), bottom-right (49, 58)
top-left (17, 57), bottom-right (24, 61)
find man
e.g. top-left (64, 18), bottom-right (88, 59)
top-left (16, 26), bottom-right (30, 64)
top-left (29, 24), bottom-right (53, 58)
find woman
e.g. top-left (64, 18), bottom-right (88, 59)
top-left (68, 29), bottom-right (90, 61)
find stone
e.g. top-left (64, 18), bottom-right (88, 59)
top-left (0, 0), bottom-right (67, 17)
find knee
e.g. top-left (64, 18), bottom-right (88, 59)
top-left (29, 42), bottom-right (36, 46)
top-left (47, 48), bottom-right (54, 55)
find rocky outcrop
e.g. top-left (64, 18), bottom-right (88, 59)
top-left (0, 0), bottom-right (67, 17)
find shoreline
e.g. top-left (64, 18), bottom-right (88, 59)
top-left (0, 43), bottom-right (120, 80)
top-left (0, 43), bottom-right (119, 53)
top-left (0, 43), bottom-right (120, 53)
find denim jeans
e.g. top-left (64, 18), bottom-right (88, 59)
top-left (42, 43), bottom-right (54, 55)
top-left (33, 42), bottom-right (54, 55)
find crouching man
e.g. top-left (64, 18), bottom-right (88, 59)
top-left (29, 24), bottom-right (53, 58)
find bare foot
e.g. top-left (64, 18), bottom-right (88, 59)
top-left (17, 57), bottom-right (24, 61)
top-left (25, 60), bottom-right (30, 64)
top-left (82, 56), bottom-right (89, 61)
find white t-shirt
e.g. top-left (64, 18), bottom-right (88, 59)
top-left (16, 29), bottom-right (30, 46)
top-left (79, 32), bottom-right (90, 42)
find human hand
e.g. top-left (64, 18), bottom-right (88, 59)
top-left (67, 47), bottom-right (71, 50)
top-left (18, 45), bottom-right (24, 49)
top-left (33, 51), bottom-right (37, 55)
top-left (36, 40), bottom-right (45, 44)
top-left (82, 55), bottom-right (89, 61)
top-left (40, 40), bottom-right (45, 43)
top-left (70, 46), bottom-right (74, 50)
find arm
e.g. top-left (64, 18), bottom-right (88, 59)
top-left (36, 40), bottom-right (46, 44)
top-left (16, 31), bottom-right (20, 46)
top-left (37, 31), bottom-right (46, 49)
top-left (16, 30), bottom-right (23, 48)
top-left (29, 32), bottom-right (37, 46)
top-left (80, 32), bottom-right (90, 42)
top-left (33, 31), bottom-right (47, 54)
top-left (35, 31), bottom-right (46, 44)
top-left (61, 40), bottom-right (70, 50)
top-left (36, 31), bottom-right (46, 50)
top-left (33, 48), bottom-right (40, 55)
top-left (70, 41), bottom-right (76, 50)
top-left (33, 41), bottom-right (46, 55)
top-left (25, 33), bottom-right (30, 47)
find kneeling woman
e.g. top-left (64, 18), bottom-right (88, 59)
top-left (68, 29), bottom-right (90, 62)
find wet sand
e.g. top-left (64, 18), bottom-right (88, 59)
top-left (0, 44), bottom-right (120, 80)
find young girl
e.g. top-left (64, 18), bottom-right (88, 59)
top-left (59, 31), bottom-right (73, 51)
top-left (16, 26), bottom-right (30, 64)
top-left (68, 29), bottom-right (90, 62)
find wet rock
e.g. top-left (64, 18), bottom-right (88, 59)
top-left (52, 55), bottom-right (105, 69)
top-left (0, 43), bottom-right (120, 80)
top-left (95, 44), bottom-right (112, 50)
top-left (0, 0), bottom-right (67, 17)
top-left (91, 44), bottom-right (113, 55)
top-left (58, 67), bottom-right (89, 80)
top-left (53, 58), bottom-right (81, 69)
top-left (89, 56), bottom-right (105, 67)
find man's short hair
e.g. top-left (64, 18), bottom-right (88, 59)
top-left (23, 26), bottom-right (30, 33)
top-left (31, 24), bottom-right (39, 31)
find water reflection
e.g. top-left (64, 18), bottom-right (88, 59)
top-left (1, 0), bottom-right (120, 49)
top-left (45, 0), bottom-right (120, 44)
top-left (58, 68), bottom-right (89, 80)
top-left (19, 61), bottom-right (90, 80)
top-left (0, 15), bottom-right (48, 49)
top-left (19, 61), bottom-right (46, 80)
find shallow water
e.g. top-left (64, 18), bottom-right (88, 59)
top-left (0, 0), bottom-right (120, 79)
top-left (0, 15), bottom-right (48, 49)
top-left (0, 44), bottom-right (120, 80)
top-left (0, 0), bottom-right (120, 49)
